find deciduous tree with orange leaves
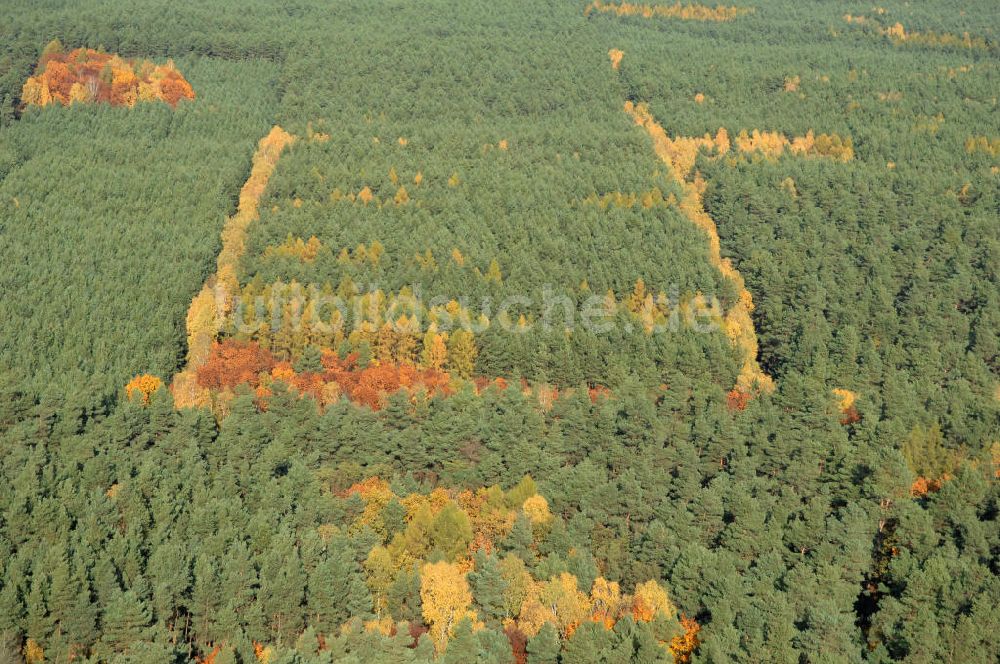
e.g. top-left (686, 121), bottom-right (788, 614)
top-left (196, 340), bottom-right (276, 391)
top-left (669, 616), bottom-right (701, 663)
top-left (125, 374), bottom-right (163, 405)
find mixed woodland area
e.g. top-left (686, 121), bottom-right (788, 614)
top-left (0, 1), bottom-right (997, 663)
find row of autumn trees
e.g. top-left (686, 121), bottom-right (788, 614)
top-left (191, 270), bottom-right (742, 412)
top-left (194, 340), bottom-right (456, 413)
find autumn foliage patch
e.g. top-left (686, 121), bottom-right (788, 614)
top-left (585, 1), bottom-right (751, 22)
top-left (341, 477), bottom-right (692, 657)
top-left (196, 340), bottom-right (276, 391)
top-left (195, 340), bottom-right (452, 411)
top-left (21, 41), bottom-right (195, 108)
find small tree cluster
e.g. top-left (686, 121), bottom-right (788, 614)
top-left (21, 43), bottom-right (195, 108)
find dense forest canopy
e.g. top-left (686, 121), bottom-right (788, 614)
top-left (0, 1), bottom-right (997, 663)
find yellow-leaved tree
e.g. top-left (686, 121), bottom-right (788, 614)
top-left (447, 329), bottom-right (478, 378)
top-left (421, 329), bottom-right (449, 371)
top-left (608, 48), bottom-right (624, 70)
top-left (420, 561), bottom-right (478, 652)
top-left (125, 374), bottom-right (163, 405)
top-left (519, 572), bottom-right (591, 638)
top-left (631, 579), bottom-right (676, 622)
top-left (589, 577), bottom-right (624, 628)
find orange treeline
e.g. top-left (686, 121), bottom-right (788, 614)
top-left (187, 336), bottom-right (608, 415)
top-left (580, 187), bottom-right (676, 209)
top-left (881, 22), bottom-right (990, 51)
top-left (619, 97), bottom-right (854, 396)
top-left (844, 17), bottom-right (991, 51)
top-left (263, 235), bottom-right (324, 262)
top-left (224, 279), bottom-right (482, 374)
top-left (195, 340), bottom-right (452, 411)
top-left (624, 101), bottom-right (774, 396)
top-left (965, 135), bottom-right (1000, 157)
top-left (172, 126), bottom-right (296, 409)
top-left (734, 129), bottom-right (854, 162)
top-left (216, 126), bottom-right (296, 294)
top-left (585, 1), bottom-right (751, 22)
top-left (21, 43), bottom-right (194, 108)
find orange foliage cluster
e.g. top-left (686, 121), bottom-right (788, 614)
top-left (669, 616), bottom-right (701, 663)
top-left (608, 48), bottom-right (625, 70)
top-left (726, 388), bottom-right (751, 412)
top-left (910, 475), bottom-right (949, 498)
top-left (125, 374), bottom-right (163, 405)
top-left (832, 388), bottom-right (861, 424)
top-left (196, 645), bottom-right (221, 664)
top-left (195, 340), bottom-right (451, 411)
top-left (839, 407), bottom-right (861, 425)
top-left (196, 340), bottom-right (276, 391)
top-left (21, 46), bottom-right (194, 108)
top-left (315, 350), bottom-right (451, 410)
top-left (585, 1), bottom-right (750, 22)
